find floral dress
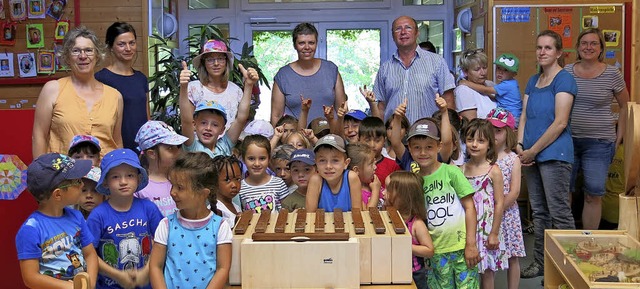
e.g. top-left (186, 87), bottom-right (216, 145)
top-left (467, 166), bottom-right (508, 272)
top-left (496, 152), bottom-right (526, 258)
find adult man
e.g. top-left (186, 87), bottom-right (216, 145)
top-left (374, 16), bottom-right (456, 123)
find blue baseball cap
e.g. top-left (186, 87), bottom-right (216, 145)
top-left (345, 110), bottom-right (367, 121)
top-left (96, 149), bottom-right (149, 195)
top-left (135, 120), bottom-right (188, 151)
top-left (27, 153), bottom-right (92, 195)
top-left (288, 149), bottom-right (315, 166)
top-left (194, 100), bottom-right (228, 123)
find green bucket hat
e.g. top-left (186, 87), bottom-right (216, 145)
top-left (494, 53), bottom-right (519, 73)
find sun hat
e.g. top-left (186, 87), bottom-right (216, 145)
top-left (194, 100), bottom-right (228, 123)
top-left (406, 118), bottom-right (440, 142)
top-left (239, 119), bottom-right (275, 140)
top-left (27, 153), bottom-right (92, 194)
top-left (486, 107), bottom-right (516, 129)
top-left (494, 53), bottom-right (519, 73)
top-left (288, 149), bottom-right (315, 166)
top-left (192, 39), bottom-right (234, 71)
top-left (314, 134), bottom-right (346, 153)
top-left (135, 120), bottom-right (188, 151)
top-left (96, 149), bottom-right (149, 195)
top-left (69, 135), bottom-right (101, 152)
top-left (83, 166), bottom-right (101, 183)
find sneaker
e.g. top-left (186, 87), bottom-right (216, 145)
top-left (521, 262), bottom-right (543, 278)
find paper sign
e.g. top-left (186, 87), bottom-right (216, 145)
top-left (548, 14), bottom-right (573, 48)
top-left (582, 16), bottom-right (599, 29)
top-left (501, 7), bottom-right (530, 23)
top-left (590, 6), bottom-right (615, 14)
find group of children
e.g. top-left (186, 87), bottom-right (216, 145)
top-left (16, 53), bottom-right (526, 289)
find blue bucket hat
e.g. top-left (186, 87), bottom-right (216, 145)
top-left (194, 100), bottom-right (228, 123)
top-left (96, 149), bottom-right (149, 195)
top-left (27, 153), bottom-right (92, 194)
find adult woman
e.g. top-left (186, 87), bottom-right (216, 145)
top-left (270, 22), bottom-right (346, 126)
top-left (95, 22), bottom-right (149, 153)
top-left (186, 39), bottom-right (241, 132)
top-left (517, 30), bottom-right (577, 278)
top-left (32, 26), bottom-right (123, 158)
top-left (455, 48), bottom-right (497, 120)
top-left (564, 28), bottom-right (629, 230)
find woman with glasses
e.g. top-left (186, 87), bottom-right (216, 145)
top-left (270, 22), bottom-right (346, 126)
top-left (563, 28), bottom-right (629, 230)
top-left (32, 26), bottom-right (123, 159)
top-left (95, 22), bottom-right (149, 154)
top-left (454, 48), bottom-right (497, 120)
top-left (517, 30), bottom-right (577, 279)
top-left (184, 39), bottom-right (242, 132)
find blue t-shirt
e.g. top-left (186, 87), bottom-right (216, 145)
top-left (318, 170), bottom-right (352, 212)
top-left (16, 208), bottom-right (94, 280)
top-left (87, 198), bottom-right (163, 289)
top-left (493, 79), bottom-right (522, 124)
top-left (183, 133), bottom-right (234, 158)
top-left (523, 70), bottom-right (577, 163)
top-left (95, 68), bottom-right (149, 153)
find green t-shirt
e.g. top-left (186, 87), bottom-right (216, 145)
top-left (423, 163), bottom-right (475, 254)
top-left (282, 191), bottom-right (306, 211)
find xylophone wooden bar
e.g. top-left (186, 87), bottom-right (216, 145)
top-left (351, 208), bottom-right (366, 234)
top-left (333, 209), bottom-right (345, 233)
top-left (294, 208), bottom-right (306, 232)
top-left (314, 209), bottom-right (325, 232)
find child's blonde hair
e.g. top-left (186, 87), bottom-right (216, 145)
top-left (283, 131), bottom-right (310, 149)
top-left (463, 118), bottom-right (497, 164)
top-left (346, 143), bottom-right (374, 170)
top-left (387, 171), bottom-right (426, 220)
top-left (169, 152), bottom-right (221, 216)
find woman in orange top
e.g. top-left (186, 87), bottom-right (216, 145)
top-left (32, 26), bottom-right (123, 158)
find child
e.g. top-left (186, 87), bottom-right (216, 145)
top-left (283, 130), bottom-right (311, 149)
top-left (358, 116), bottom-right (401, 189)
top-left (384, 113), bottom-right (409, 160)
top-left (179, 61), bottom-right (258, 158)
top-left (395, 106), bottom-right (480, 288)
top-left (346, 143), bottom-right (380, 208)
top-left (270, 144), bottom-right (296, 193)
top-left (149, 152), bottom-right (232, 289)
top-left (87, 149), bottom-right (163, 289)
top-left (433, 108), bottom-right (468, 166)
top-left (309, 116), bottom-right (331, 139)
top-left (212, 155), bottom-right (243, 224)
top-left (486, 108), bottom-right (525, 289)
top-left (275, 114), bottom-right (299, 141)
top-left (462, 118), bottom-right (507, 289)
top-left (239, 134), bottom-right (289, 213)
top-left (384, 171), bottom-right (434, 289)
top-left (134, 120), bottom-right (188, 217)
top-left (306, 134), bottom-right (362, 212)
top-left (68, 134), bottom-right (101, 166)
top-left (281, 149), bottom-right (317, 211)
top-left (340, 108), bottom-right (367, 143)
top-left (459, 53), bottom-right (522, 126)
top-left (16, 153), bottom-right (98, 288)
top-left (77, 166), bottom-right (105, 219)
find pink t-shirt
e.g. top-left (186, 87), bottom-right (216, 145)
top-left (134, 179), bottom-right (176, 217)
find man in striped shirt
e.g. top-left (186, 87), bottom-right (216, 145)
top-left (374, 16), bottom-right (456, 124)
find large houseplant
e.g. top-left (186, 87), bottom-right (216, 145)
top-left (148, 23), bottom-right (269, 131)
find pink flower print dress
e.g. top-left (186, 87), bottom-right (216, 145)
top-left (467, 167), bottom-right (509, 272)
top-left (496, 152), bottom-right (526, 258)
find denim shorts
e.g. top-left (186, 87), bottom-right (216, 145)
top-left (570, 138), bottom-right (616, 196)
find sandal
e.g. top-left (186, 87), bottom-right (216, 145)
top-left (73, 272), bottom-right (90, 289)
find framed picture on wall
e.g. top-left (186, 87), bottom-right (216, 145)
top-left (9, 0), bottom-right (27, 21)
top-left (46, 0), bottom-right (65, 20)
top-left (54, 20), bottom-right (69, 42)
top-left (53, 44), bottom-right (69, 71)
top-left (0, 53), bottom-right (15, 77)
top-left (26, 23), bottom-right (44, 48)
top-left (452, 28), bottom-right (463, 52)
top-left (27, 0), bottom-right (45, 19)
top-left (17, 52), bottom-right (36, 77)
top-left (0, 22), bottom-right (17, 46)
top-left (37, 50), bottom-right (54, 74)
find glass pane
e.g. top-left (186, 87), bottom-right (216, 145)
top-left (326, 29), bottom-right (380, 112)
top-left (252, 30), bottom-right (297, 121)
top-left (188, 0), bottom-right (229, 9)
top-left (417, 20), bottom-right (444, 56)
top-left (403, 0), bottom-right (443, 5)
top-left (188, 24), bottom-right (230, 54)
top-left (250, 0), bottom-right (380, 2)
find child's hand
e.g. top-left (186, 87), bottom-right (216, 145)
top-left (394, 98), bottom-right (408, 117)
top-left (487, 232), bottom-right (500, 250)
top-left (133, 268), bottom-right (150, 287)
top-left (179, 61), bottom-right (191, 86)
top-left (337, 101), bottom-right (348, 118)
top-left (239, 64), bottom-right (259, 87)
top-left (301, 95), bottom-right (312, 112)
top-left (273, 125), bottom-right (284, 139)
top-left (323, 105), bottom-right (335, 120)
top-left (370, 175), bottom-right (381, 192)
top-left (113, 269), bottom-right (136, 289)
top-left (359, 85), bottom-right (376, 104)
top-left (435, 93), bottom-right (447, 113)
top-left (464, 243), bottom-right (480, 269)
top-left (301, 128), bottom-right (315, 140)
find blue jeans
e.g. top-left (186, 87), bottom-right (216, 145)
top-left (523, 160), bottom-right (575, 265)
top-left (570, 138), bottom-right (616, 196)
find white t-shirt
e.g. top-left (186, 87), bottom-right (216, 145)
top-left (154, 211), bottom-right (232, 245)
top-left (216, 201), bottom-right (241, 226)
top-left (187, 80), bottom-right (243, 131)
top-left (454, 82), bottom-right (497, 119)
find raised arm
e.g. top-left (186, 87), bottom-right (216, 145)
top-left (298, 95), bottom-right (312, 131)
top-left (32, 80), bottom-right (58, 158)
top-left (389, 98), bottom-right (408, 159)
top-left (270, 82), bottom-right (285, 126)
top-left (333, 72), bottom-right (347, 118)
top-left (227, 64), bottom-right (259, 143)
top-left (179, 61), bottom-right (196, 146)
top-left (360, 85), bottom-right (381, 119)
top-left (435, 94), bottom-right (453, 162)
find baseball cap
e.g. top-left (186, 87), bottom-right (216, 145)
top-left (494, 53), bottom-right (519, 73)
top-left (309, 117), bottom-right (330, 135)
top-left (192, 39), bottom-right (234, 72)
top-left (96, 149), bottom-right (149, 195)
top-left (486, 107), bottom-right (516, 129)
top-left (314, 134), bottom-right (346, 153)
top-left (27, 153), bottom-right (92, 195)
top-left (406, 118), bottom-right (440, 142)
top-left (194, 100), bottom-right (228, 123)
top-left (288, 149), bottom-right (315, 166)
top-left (345, 110), bottom-right (367, 121)
top-left (135, 120), bottom-right (188, 151)
top-left (83, 166), bottom-right (101, 183)
top-left (239, 119), bottom-right (275, 140)
top-left (69, 135), bottom-right (101, 152)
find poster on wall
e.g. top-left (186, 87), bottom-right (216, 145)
top-left (548, 13), bottom-right (572, 48)
top-left (9, 0), bottom-right (27, 21)
top-left (54, 20), bottom-right (69, 42)
top-left (0, 53), bottom-right (15, 77)
top-left (46, 0), bottom-right (66, 21)
top-left (582, 16), bottom-right (599, 29)
top-left (603, 30), bottom-right (620, 47)
top-left (26, 23), bottom-right (44, 48)
top-left (0, 22), bottom-right (17, 46)
top-left (27, 0), bottom-right (45, 19)
top-left (17, 52), bottom-right (36, 77)
top-left (37, 50), bottom-right (54, 74)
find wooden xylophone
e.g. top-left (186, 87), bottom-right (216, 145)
top-left (230, 207), bottom-right (412, 288)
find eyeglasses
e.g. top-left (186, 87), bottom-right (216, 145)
top-left (71, 48), bottom-right (95, 56)
top-left (58, 179), bottom-right (83, 190)
top-left (393, 25), bottom-right (415, 34)
top-left (462, 48), bottom-right (484, 58)
top-left (205, 56), bottom-right (227, 64)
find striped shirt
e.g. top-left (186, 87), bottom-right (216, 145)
top-left (374, 48), bottom-right (456, 123)
top-left (564, 63), bottom-right (626, 141)
top-left (239, 175), bottom-right (288, 213)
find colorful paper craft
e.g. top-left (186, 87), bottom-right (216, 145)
top-left (38, 50), bottom-right (54, 74)
top-left (0, 53), bottom-right (15, 77)
top-left (0, 154), bottom-right (28, 200)
top-left (17, 52), bottom-right (36, 77)
top-left (26, 23), bottom-right (44, 48)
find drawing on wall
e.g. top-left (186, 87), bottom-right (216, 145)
top-left (0, 22), bottom-right (17, 46)
top-left (603, 30), bottom-right (620, 47)
top-left (54, 20), bottom-right (69, 42)
top-left (582, 15), bottom-right (599, 29)
top-left (38, 50), bottom-right (55, 74)
top-left (46, 0), bottom-right (66, 21)
top-left (17, 52), bottom-right (36, 77)
top-left (27, 0), bottom-right (45, 19)
top-left (9, 0), bottom-right (27, 21)
top-left (0, 53), bottom-right (15, 77)
top-left (26, 23), bottom-right (44, 48)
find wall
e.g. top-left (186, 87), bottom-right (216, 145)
top-left (0, 1), bottom-right (148, 288)
top-left (633, 0), bottom-right (639, 100)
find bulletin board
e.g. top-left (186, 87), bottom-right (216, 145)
top-left (0, 0), bottom-right (79, 86)
top-left (493, 4), bottom-right (625, 96)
